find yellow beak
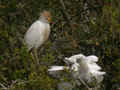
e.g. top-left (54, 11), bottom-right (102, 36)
top-left (48, 17), bottom-right (52, 23)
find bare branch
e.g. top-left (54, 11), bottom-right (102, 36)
top-left (78, 78), bottom-right (92, 90)
top-left (8, 80), bottom-right (18, 89)
top-left (17, 80), bottom-right (29, 85)
top-left (0, 80), bottom-right (29, 90)
top-left (59, 0), bottom-right (73, 29)
top-left (59, 0), bottom-right (79, 48)
top-left (0, 83), bottom-right (7, 90)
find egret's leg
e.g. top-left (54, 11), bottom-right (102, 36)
top-left (29, 49), bottom-right (40, 72)
top-left (30, 51), bottom-right (38, 71)
top-left (30, 51), bottom-right (36, 63)
top-left (28, 47), bottom-right (35, 63)
top-left (34, 48), bottom-right (40, 66)
top-left (30, 51), bottom-right (34, 59)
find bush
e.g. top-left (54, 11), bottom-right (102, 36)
top-left (0, 0), bottom-right (120, 90)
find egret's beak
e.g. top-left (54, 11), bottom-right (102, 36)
top-left (48, 17), bottom-right (52, 23)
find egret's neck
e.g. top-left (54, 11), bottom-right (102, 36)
top-left (39, 16), bottom-right (49, 24)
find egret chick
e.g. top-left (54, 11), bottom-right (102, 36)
top-left (48, 54), bottom-right (106, 89)
top-left (24, 10), bottom-right (52, 65)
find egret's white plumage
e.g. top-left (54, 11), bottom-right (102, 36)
top-left (65, 54), bottom-right (106, 83)
top-left (70, 63), bottom-right (79, 71)
top-left (24, 11), bottom-right (51, 51)
top-left (24, 11), bottom-right (52, 66)
top-left (48, 54), bottom-right (106, 87)
top-left (24, 20), bottom-right (50, 50)
top-left (48, 66), bottom-right (68, 71)
top-left (65, 54), bottom-right (85, 63)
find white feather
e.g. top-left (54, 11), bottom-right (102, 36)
top-left (65, 54), bottom-right (85, 63)
top-left (48, 54), bottom-right (106, 85)
top-left (86, 55), bottom-right (98, 63)
top-left (48, 66), bottom-right (66, 71)
top-left (64, 54), bottom-right (106, 84)
top-left (87, 63), bottom-right (101, 71)
top-left (71, 63), bottom-right (79, 71)
top-left (24, 20), bottom-right (50, 50)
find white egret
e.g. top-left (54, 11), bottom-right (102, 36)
top-left (65, 54), bottom-right (106, 84)
top-left (24, 10), bottom-right (52, 65)
top-left (48, 54), bottom-right (106, 88)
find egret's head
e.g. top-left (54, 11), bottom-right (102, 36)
top-left (40, 10), bottom-right (52, 23)
top-left (64, 54), bottom-right (85, 64)
top-left (64, 57), bottom-right (75, 66)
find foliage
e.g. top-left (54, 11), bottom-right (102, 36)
top-left (0, 0), bottom-right (120, 90)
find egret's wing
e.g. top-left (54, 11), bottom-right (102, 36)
top-left (24, 21), bottom-right (46, 50)
top-left (48, 66), bottom-right (65, 71)
top-left (65, 54), bottom-right (106, 84)
top-left (25, 20), bottom-right (45, 34)
top-left (87, 63), bottom-right (101, 71)
top-left (86, 55), bottom-right (98, 63)
top-left (64, 57), bottom-right (77, 63)
top-left (65, 54), bottom-right (85, 63)
top-left (91, 70), bottom-right (106, 76)
top-left (71, 63), bottom-right (79, 71)
top-left (69, 54), bottom-right (85, 59)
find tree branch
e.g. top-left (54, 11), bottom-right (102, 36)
top-left (0, 83), bottom-right (7, 90)
top-left (59, 0), bottom-right (78, 48)
top-left (59, 0), bottom-right (73, 29)
top-left (78, 78), bottom-right (92, 90)
top-left (0, 80), bottom-right (29, 90)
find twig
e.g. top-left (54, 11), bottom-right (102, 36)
top-left (78, 78), bottom-right (92, 90)
top-left (0, 80), bottom-right (29, 90)
top-left (15, 80), bottom-right (29, 85)
top-left (8, 80), bottom-right (18, 89)
top-left (59, 0), bottom-right (73, 29)
top-left (59, 0), bottom-right (78, 48)
top-left (0, 83), bottom-right (7, 90)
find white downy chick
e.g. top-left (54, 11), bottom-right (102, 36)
top-left (48, 54), bottom-right (106, 88)
top-left (64, 54), bottom-right (106, 84)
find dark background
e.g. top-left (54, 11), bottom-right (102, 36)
top-left (0, 0), bottom-right (120, 90)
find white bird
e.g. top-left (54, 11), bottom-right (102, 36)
top-left (24, 10), bottom-right (52, 65)
top-left (65, 54), bottom-right (106, 83)
top-left (48, 66), bottom-right (66, 71)
top-left (64, 54), bottom-right (85, 64)
top-left (48, 54), bottom-right (106, 88)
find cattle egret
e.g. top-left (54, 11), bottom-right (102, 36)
top-left (48, 54), bottom-right (106, 88)
top-left (24, 10), bottom-right (52, 65)
top-left (65, 54), bottom-right (106, 85)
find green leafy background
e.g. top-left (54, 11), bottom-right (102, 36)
top-left (0, 0), bottom-right (120, 90)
